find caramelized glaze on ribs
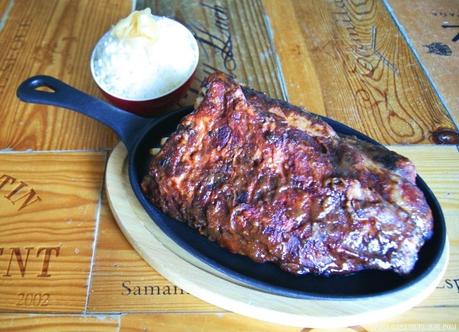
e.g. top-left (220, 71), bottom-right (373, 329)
top-left (141, 72), bottom-right (433, 275)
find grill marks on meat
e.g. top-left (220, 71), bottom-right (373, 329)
top-left (141, 72), bottom-right (433, 275)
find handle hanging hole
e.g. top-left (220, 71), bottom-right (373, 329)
top-left (35, 85), bottom-right (56, 93)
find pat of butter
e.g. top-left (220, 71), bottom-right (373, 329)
top-left (112, 8), bottom-right (159, 42)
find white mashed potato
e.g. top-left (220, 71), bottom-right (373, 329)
top-left (92, 9), bottom-right (198, 100)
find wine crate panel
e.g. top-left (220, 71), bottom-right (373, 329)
top-left (87, 195), bottom-right (220, 312)
top-left (0, 314), bottom-right (119, 332)
top-left (136, 0), bottom-right (286, 108)
top-left (386, 0), bottom-right (459, 124)
top-left (119, 313), bottom-right (298, 332)
top-left (365, 307), bottom-right (459, 332)
top-left (0, 0), bottom-right (130, 151)
top-left (0, 152), bottom-right (106, 312)
top-left (119, 308), bottom-right (459, 331)
top-left (263, 0), bottom-right (454, 144)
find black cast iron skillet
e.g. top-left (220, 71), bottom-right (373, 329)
top-left (17, 75), bottom-right (446, 299)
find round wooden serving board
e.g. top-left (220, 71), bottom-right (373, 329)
top-left (105, 142), bottom-right (449, 328)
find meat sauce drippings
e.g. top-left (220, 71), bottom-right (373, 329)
top-left (141, 72), bottom-right (434, 275)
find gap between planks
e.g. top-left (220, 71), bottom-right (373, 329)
top-left (84, 152), bottom-right (109, 313)
top-left (262, 13), bottom-right (289, 101)
top-left (0, 0), bottom-right (14, 33)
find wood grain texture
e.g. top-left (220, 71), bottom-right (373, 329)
top-left (120, 313), bottom-right (299, 332)
top-left (263, 0), bottom-right (455, 144)
top-left (386, 0), bottom-right (459, 124)
top-left (87, 194), bottom-right (219, 313)
top-left (119, 308), bottom-right (459, 331)
top-left (136, 0), bottom-right (286, 108)
top-left (0, 314), bottom-right (119, 332)
top-left (365, 307), bottom-right (459, 332)
top-left (0, 0), bottom-right (131, 151)
top-left (0, 152), bottom-right (106, 312)
top-left (258, 0), bottom-right (327, 116)
top-left (103, 143), bottom-right (449, 328)
top-left (2, 309), bottom-right (456, 332)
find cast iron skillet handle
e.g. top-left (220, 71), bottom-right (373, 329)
top-left (17, 75), bottom-right (147, 146)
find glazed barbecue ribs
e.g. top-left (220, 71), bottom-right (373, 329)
top-left (141, 72), bottom-right (433, 275)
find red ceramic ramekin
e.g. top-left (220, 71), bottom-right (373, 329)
top-left (96, 70), bottom-right (197, 117)
top-left (90, 22), bottom-right (199, 117)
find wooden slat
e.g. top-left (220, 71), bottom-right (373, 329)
top-left (136, 0), bottom-right (286, 108)
top-left (365, 307), bottom-right (459, 332)
top-left (386, 0), bottom-right (459, 124)
top-left (263, 0), bottom-right (455, 144)
top-left (87, 195), bottom-right (219, 312)
top-left (0, 0), bottom-right (131, 151)
top-left (120, 313), bottom-right (299, 332)
top-left (258, 0), bottom-right (327, 116)
top-left (0, 152), bottom-right (106, 312)
top-left (0, 314), bottom-right (119, 332)
top-left (119, 308), bottom-right (459, 331)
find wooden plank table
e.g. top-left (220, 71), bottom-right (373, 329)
top-left (1, 0), bottom-right (458, 330)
